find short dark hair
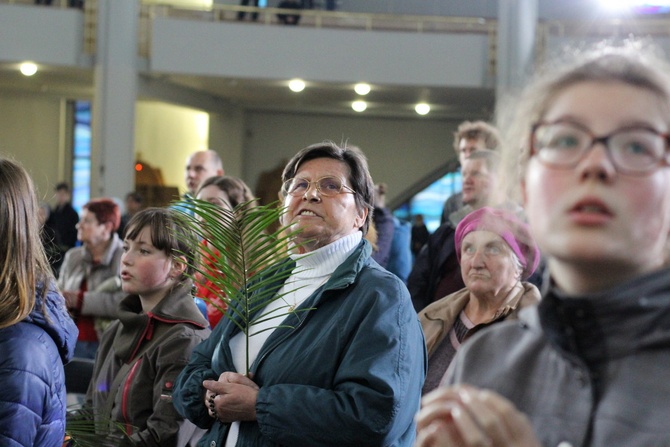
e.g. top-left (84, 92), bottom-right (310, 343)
top-left (281, 142), bottom-right (374, 235)
top-left (55, 182), bottom-right (70, 192)
top-left (124, 208), bottom-right (199, 281)
top-left (125, 191), bottom-right (143, 204)
top-left (83, 198), bottom-right (121, 231)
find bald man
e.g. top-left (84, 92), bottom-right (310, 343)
top-left (185, 150), bottom-right (224, 197)
top-left (173, 150), bottom-right (224, 216)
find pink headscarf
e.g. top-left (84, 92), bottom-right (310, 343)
top-left (455, 207), bottom-right (541, 279)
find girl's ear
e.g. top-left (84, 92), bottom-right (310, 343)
top-left (170, 255), bottom-right (188, 279)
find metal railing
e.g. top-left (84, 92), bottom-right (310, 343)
top-left (146, 2), bottom-right (496, 33)
top-left (138, 2), bottom-right (498, 72)
top-left (83, 0), bottom-right (97, 55)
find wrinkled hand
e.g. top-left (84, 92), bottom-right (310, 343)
top-left (415, 385), bottom-right (540, 447)
top-left (204, 372), bottom-right (260, 423)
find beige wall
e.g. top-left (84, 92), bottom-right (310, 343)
top-left (0, 91), bottom-right (464, 211)
top-left (0, 94), bottom-right (215, 203)
top-left (0, 92), bottom-right (68, 204)
top-left (135, 101), bottom-right (210, 195)
top-left (242, 111), bottom-right (459, 206)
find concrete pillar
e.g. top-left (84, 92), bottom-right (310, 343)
top-left (90, 0), bottom-right (138, 200)
top-left (496, 0), bottom-right (538, 102)
top-left (210, 108), bottom-right (245, 180)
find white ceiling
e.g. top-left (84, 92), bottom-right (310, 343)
top-left (0, 61), bottom-right (495, 120)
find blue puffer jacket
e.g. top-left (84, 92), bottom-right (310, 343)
top-left (0, 281), bottom-right (78, 447)
top-left (173, 240), bottom-right (427, 447)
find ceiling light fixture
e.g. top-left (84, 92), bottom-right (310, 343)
top-left (354, 83), bottom-right (371, 95)
top-left (288, 79), bottom-right (305, 92)
top-left (352, 100), bottom-right (367, 112)
top-left (20, 62), bottom-right (38, 77)
top-left (415, 103), bottom-right (430, 115)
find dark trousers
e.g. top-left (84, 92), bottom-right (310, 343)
top-left (238, 0), bottom-right (260, 21)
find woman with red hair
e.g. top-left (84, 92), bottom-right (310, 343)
top-left (59, 198), bottom-right (124, 358)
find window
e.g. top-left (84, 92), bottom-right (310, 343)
top-left (72, 100), bottom-right (91, 212)
top-left (394, 171), bottom-right (462, 233)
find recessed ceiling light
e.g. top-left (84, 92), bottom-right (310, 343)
top-left (352, 100), bottom-right (367, 112)
top-left (20, 62), bottom-right (38, 77)
top-left (288, 79), bottom-right (305, 92)
top-left (354, 83), bottom-right (371, 95)
top-left (415, 103), bottom-right (430, 115)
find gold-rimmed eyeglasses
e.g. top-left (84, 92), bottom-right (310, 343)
top-left (281, 176), bottom-right (356, 197)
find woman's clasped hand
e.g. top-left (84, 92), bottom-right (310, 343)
top-left (203, 372), bottom-right (259, 423)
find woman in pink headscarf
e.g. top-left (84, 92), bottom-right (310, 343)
top-left (418, 206), bottom-right (541, 394)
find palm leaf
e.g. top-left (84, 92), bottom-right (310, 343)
top-left (173, 198), bottom-right (313, 375)
top-left (64, 406), bottom-right (133, 447)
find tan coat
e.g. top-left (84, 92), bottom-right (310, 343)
top-left (419, 282), bottom-right (540, 357)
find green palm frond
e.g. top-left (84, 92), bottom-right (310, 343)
top-left (174, 198), bottom-right (312, 375)
top-left (65, 406), bottom-right (133, 447)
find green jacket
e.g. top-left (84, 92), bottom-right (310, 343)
top-left (173, 240), bottom-right (427, 447)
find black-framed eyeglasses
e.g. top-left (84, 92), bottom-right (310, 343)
top-left (281, 176), bottom-right (357, 197)
top-left (530, 120), bottom-right (670, 175)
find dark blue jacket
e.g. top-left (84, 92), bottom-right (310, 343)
top-left (407, 221), bottom-right (462, 312)
top-left (173, 240), bottom-right (426, 447)
top-left (387, 217), bottom-right (413, 284)
top-left (0, 281), bottom-right (78, 447)
top-left (372, 206), bottom-right (395, 268)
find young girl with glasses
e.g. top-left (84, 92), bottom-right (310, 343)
top-left (416, 41), bottom-right (670, 447)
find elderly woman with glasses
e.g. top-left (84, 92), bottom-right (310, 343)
top-left (416, 43), bottom-right (670, 447)
top-left (173, 142), bottom-right (426, 447)
top-left (58, 198), bottom-right (124, 359)
top-left (419, 207), bottom-right (540, 394)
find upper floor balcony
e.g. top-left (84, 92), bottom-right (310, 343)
top-left (3, 0), bottom-right (670, 120)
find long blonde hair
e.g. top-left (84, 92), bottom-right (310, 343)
top-left (0, 158), bottom-right (53, 328)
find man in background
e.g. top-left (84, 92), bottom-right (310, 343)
top-left (440, 121), bottom-right (499, 224)
top-left (409, 150), bottom-right (505, 312)
top-left (411, 214), bottom-right (429, 257)
top-left (237, 0), bottom-right (260, 21)
top-left (185, 150), bottom-right (225, 200)
top-left (47, 181), bottom-right (79, 253)
top-left (117, 191), bottom-right (144, 238)
top-left (176, 150), bottom-right (225, 216)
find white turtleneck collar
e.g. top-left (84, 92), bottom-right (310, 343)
top-left (290, 231), bottom-right (362, 279)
